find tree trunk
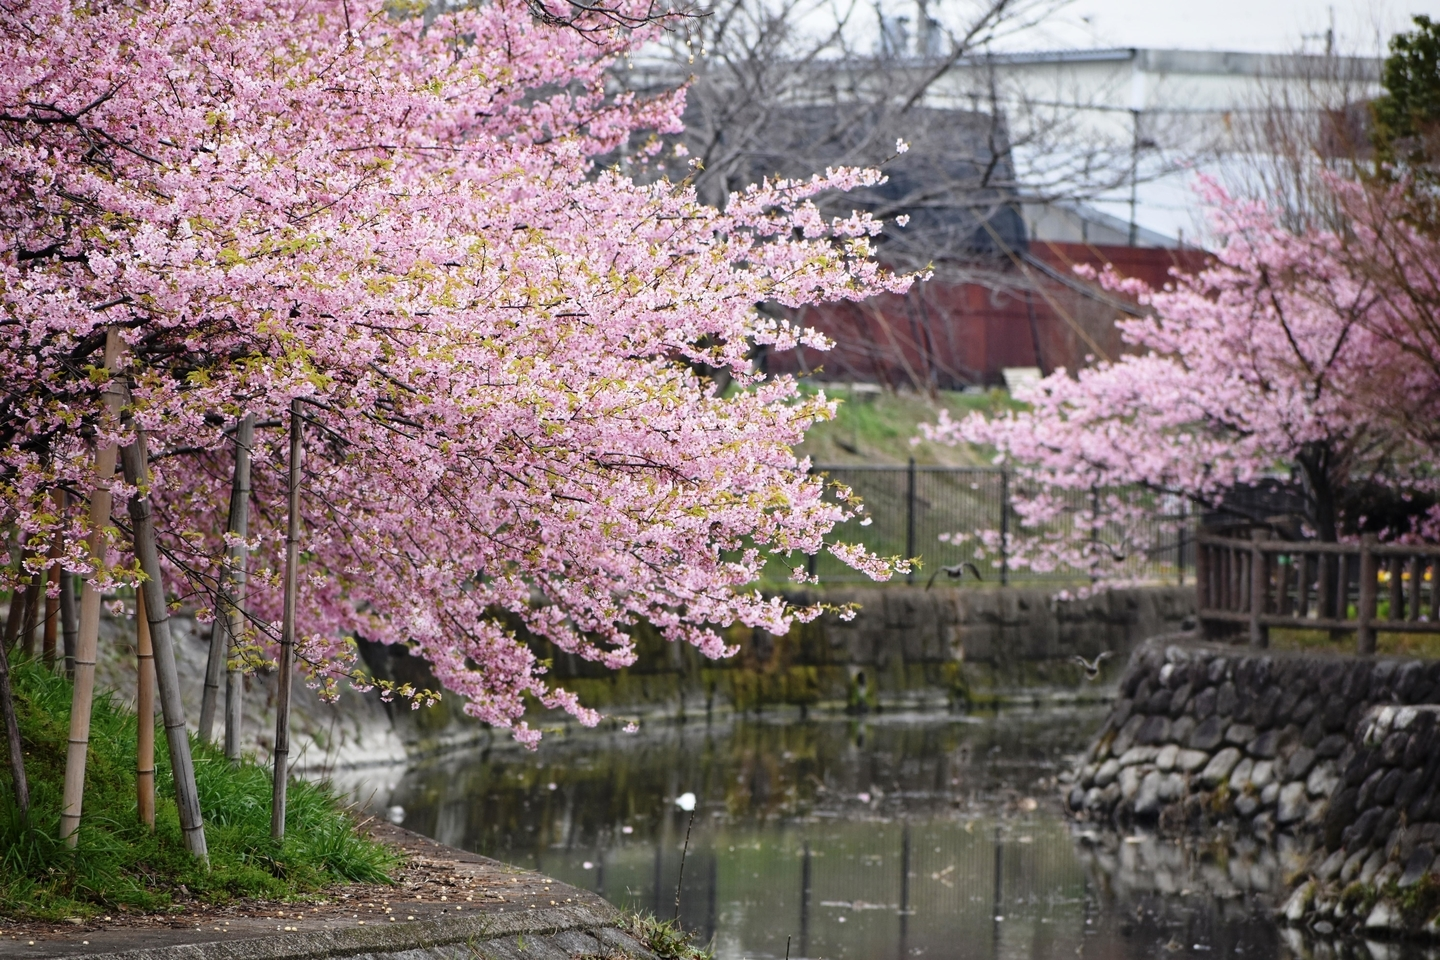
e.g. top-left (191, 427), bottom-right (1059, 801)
top-left (2, 581), bottom-right (22, 650)
top-left (121, 429), bottom-right (209, 863)
top-left (43, 498), bottom-right (62, 666)
top-left (222, 416), bottom-right (255, 763)
top-left (200, 415), bottom-right (254, 744)
top-left (0, 610), bottom-right (29, 818)
top-left (135, 589), bottom-right (155, 830)
top-left (60, 569), bottom-right (77, 678)
top-left (58, 490), bottom-right (78, 677)
top-left (1298, 442), bottom-right (1351, 637)
top-left (19, 558), bottom-right (40, 658)
top-left (272, 400), bottom-right (303, 840)
top-left (60, 327), bottom-right (125, 849)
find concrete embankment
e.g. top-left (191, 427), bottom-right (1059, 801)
top-left (1068, 639), bottom-right (1440, 938)
top-left (1, 826), bottom-right (659, 960)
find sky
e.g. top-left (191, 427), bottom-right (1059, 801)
top-left (1007, 0), bottom-right (1440, 56)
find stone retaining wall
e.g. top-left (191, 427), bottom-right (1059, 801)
top-left (1067, 639), bottom-right (1440, 937)
top-left (367, 584), bottom-right (1196, 727)
top-left (1287, 703), bottom-right (1440, 935)
top-left (76, 585), bottom-right (1193, 775)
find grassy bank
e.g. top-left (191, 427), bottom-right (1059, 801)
top-left (0, 658), bottom-right (395, 920)
top-left (793, 384), bottom-right (1019, 466)
top-left (1270, 627), bottom-right (1440, 658)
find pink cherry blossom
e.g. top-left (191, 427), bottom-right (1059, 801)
top-left (923, 182), bottom-right (1440, 582)
top-left (0, 0), bottom-right (910, 738)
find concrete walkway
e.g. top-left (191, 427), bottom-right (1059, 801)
top-left (1, 826), bottom-right (655, 960)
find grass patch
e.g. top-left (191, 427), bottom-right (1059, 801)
top-left (622, 913), bottom-right (712, 960)
top-left (0, 657), bottom-right (396, 920)
top-left (794, 385), bottom-right (1021, 467)
top-left (1269, 628), bottom-right (1440, 658)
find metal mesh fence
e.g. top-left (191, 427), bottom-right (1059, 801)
top-left (805, 462), bottom-right (1195, 585)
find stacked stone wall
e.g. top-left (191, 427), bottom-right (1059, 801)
top-left (369, 585), bottom-right (1195, 721)
top-left (1070, 639), bottom-right (1440, 937)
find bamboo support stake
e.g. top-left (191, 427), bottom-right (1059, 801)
top-left (135, 589), bottom-right (155, 830)
top-left (272, 401), bottom-right (303, 840)
top-left (224, 645), bottom-right (245, 761)
top-left (60, 328), bottom-right (125, 848)
top-left (121, 428), bottom-right (208, 863)
top-left (200, 415), bottom-right (254, 743)
top-left (223, 416), bottom-right (254, 763)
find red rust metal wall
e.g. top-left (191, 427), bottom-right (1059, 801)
top-left (765, 243), bottom-right (1209, 389)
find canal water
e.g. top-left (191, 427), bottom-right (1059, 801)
top-left (367, 708), bottom-right (1317, 960)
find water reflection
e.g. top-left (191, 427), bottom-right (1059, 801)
top-left (373, 710), bottom-right (1301, 960)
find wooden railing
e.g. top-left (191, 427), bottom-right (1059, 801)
top-left (1196, 532), bottom-right (1440, 652)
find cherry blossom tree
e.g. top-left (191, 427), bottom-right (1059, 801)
top-left (922, 184), bottom-right (1440, 583)
top-left (1, 0), bottom-right (909, 765)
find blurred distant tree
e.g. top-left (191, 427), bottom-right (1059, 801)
top-left (1373, 15), bottom-right (1440, 173)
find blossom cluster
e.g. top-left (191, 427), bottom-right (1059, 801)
top-left (923, 183), bottom-right (1440, 582)
top-left (1, 0), bottom-right (909, 738)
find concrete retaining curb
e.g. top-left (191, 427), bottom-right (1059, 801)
top-left (58, 904), bottom-right (640, 960)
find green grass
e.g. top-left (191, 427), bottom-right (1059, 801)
top-left (1269, 627), bottom-right (1440, 658)
top-left (794, 385), bottom-right (1021, 467)
top-left (623, 912), bottom-right (712, 960)
top-left (0, 658), bottom-right (397, 920)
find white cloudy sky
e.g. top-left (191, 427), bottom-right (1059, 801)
top-left (1006, 0), bottom-right (1440, 55)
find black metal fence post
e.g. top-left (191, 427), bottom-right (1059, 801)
top-left (808, 464), bottom-right (1194, 585)
top-left (806, 466), bottom-right (819, 581)
top-left (905, 458), bottom-right (917, 584)
top-left (1089, 485), bottom-right (1101, 584)
top-left (999, 469), bottom-right (1010, 587)
top-left (1177, 500), bottom-right (1187, 587)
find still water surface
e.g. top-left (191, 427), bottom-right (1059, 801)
top-left (370, 708), bottom-right (1306, 960)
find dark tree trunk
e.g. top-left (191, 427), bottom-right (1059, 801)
top-left (0, 621), bottom-right (28, 817)
top-left (1297, 441), bottom-right (1347, 631)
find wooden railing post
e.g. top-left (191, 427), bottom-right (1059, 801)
top-left (1409, 555), bottom-right (1423, 623)
top-left (1431, 556), bottom-right (1439, 623)
top-left (1358, 534), bottom-right (1378, 656)
top-left (1250, 529), bottom-right (1270, 648)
